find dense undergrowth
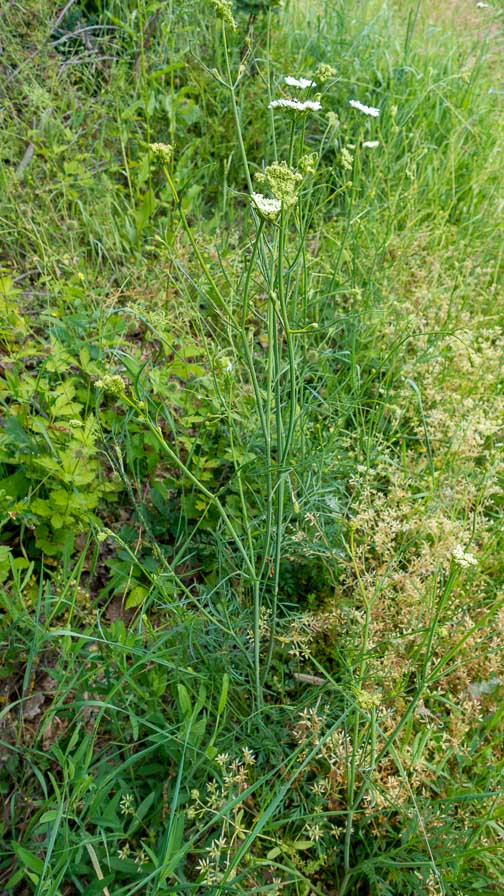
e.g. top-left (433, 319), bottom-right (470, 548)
top-left (0, 0), bottom-right (503, 893)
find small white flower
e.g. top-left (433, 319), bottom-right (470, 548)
top-left (362, 140), bottom-right (380, 148)
top-left (251, 192), bottom-right (282, 221)
top-left (349, 99), bottom-right (380, 117)
top-left (241, 746), bottom-right (256, 765)
top-left (120, 793), bottom-right (135, 816)
top-left (269, 98), bottom-right (322, 113)
top-left (452, 544), bottom-right (478, 568)
top-left (476, 2), bottom-right (490, 7)
top-left (215, 751), bottom-right (230, 768)
top-left (284, 76), bottom-right (317, 89)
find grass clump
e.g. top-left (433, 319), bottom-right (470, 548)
top-left (0, 0), bottom-right (503, 894)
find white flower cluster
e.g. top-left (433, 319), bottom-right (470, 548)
top-left (251, 192), bottom-right (282, 221)
top-left (269, 98), bottom-right (322, 113)
top-left (362, 140), bottom-right (380, 149)
top-left (349, 99), bottom-right (380, 117)
top-left (452, 544), bottom-right (478, 568)
top-left (284, 76), bottom-right (317, 89)
top-left (269, 74), bottom-right (321, 114)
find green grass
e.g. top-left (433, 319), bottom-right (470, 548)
top-left (0, 0), bottom-right (503, 894)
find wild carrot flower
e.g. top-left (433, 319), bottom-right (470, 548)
top-left (149, 142), bottom-right (173, 164)
top-left (251, 192), bottom-right (282, 221)
top-left (349, 99), bottom-right (380, 117)
top-left (326, 111), bottom-right (340, 129)
top-left (209, 0), bottom-right (236, 28)
top-left (284, 76), bottom-right (317, 89)
top-left (95, 374), bottom-right (126, 396)
top-left (315, 63), bottom-right (337, 82)
top-left (255, 161), bottom-right (303, 208)
top-left (340, 147), bottom-right (354, 171)
top-left (299, 152), bottom-right (318, 174)
top-left (269, 98), bottom-right (322, 113)
top-left (452, 544), bottom-right (478, 568)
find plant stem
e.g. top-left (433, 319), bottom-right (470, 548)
top-left (222, 23), bottom-right (253, 193)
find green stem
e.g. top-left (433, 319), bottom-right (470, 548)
top-left (340, 531), bottom-right (372, 896)
top-left (222, 24), bottom-right (253, 193)
top-left (266, 9), bottom-right (277, 159)
top-left (127, 399), bottom-right (254, 580)
top-left (162, 165), bottom-right (236, 325)
top-left (263, 203), bottom-right (289, 679)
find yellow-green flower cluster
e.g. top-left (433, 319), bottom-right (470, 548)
top-left (209, 0), bottom-right (236, 29)
top-left (255, 161), bottom-right (303, 209)
top-left (95, 374), bottom-right (127, 397)
top-left (149, 142), bottom-right (173, 165)
top-left (315, 63), bottom-right (337, 83)
top-left (340, 146), bottom-right (354, 172)
top-left (299, 152), bottom-right (318, 175)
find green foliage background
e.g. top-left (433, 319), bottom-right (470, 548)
top-left (0, 1), bottom-right (502, 894)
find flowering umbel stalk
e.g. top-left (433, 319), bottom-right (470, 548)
top-left (149, 10), bottom-right (321, 708)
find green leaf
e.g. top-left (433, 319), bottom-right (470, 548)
top-left (12, 843), bottom-right (44, 874)
top-left (177, 683), bottom-right (192, 719)
top-left (38, 809), bottom-right (61, 824)
top-left (125, 585), bottom-right (148, 609)
top-left (217, 673), bottom-right (229, 715)
top-left (292, 840), bottom-right (314, 850)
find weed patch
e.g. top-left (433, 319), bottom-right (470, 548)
top-left (0, 1), bottom-right (502, 893)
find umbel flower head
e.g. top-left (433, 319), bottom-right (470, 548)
top-left (251, 192), bottom-right (282, 221)
top-left (269, 98), bottom-right (322, 114)
top-left (452, 544), bottom-right (478, 568)
top-left (284, 76), bottom-right (317, 89)
top-left (349, 99), bottom-right (380, 117)
top-left (149, 142), bottom-right (173, 165)
top-left (255, 161), bottom-right (303, 209)
top-left (315, 63), bottom-right (337, 83)
top-left (209, 0), bottom-right (236, 29)
top-left (299, 152), bottom-right (318, 175)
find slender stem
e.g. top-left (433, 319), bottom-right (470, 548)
top-left (162, 165), bottom-right (236, 325)
top-left (127, 398), bottom-right (255, 580)
top-left (263, 203), bottom-right (289, 679)
top-left (278, 291), bottom-right (297, 467)
top-left (258, 290), bottom-right (275, 583)
top-left (288, 116), bottom-right (296, 167)
top-left (266, 9), bottom-right (277, 159)
top-left (341, 531), bottom-right (372, 896)
top-left (241, 219), bottom-right (264, 329)
top-left (222, 24), bottom-right (253, 193)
